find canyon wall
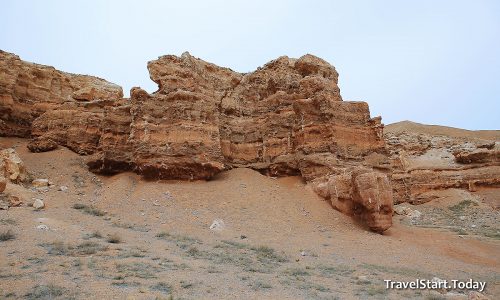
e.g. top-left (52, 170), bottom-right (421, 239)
top-left (0, 50), bottom-right (397, 231)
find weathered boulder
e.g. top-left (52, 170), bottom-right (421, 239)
top-left (27, 137), bottom-right (58, 152)
top-left (312, 168), bottom-right (393, 232)
top-left (0, 148), bottom-right (27, 183)
top-left (352, 171), bottom-right (393, 232)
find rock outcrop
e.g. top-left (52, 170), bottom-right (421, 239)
top-left (0, 50), bottom-right (123, 138)
top-left (0, 148), bottom-right (28, 209)
top-left (0, 148), bottom-right (28, 184)
top-left (0, 50), bottom-right (393, 231)
top-left (311, 167), bottom-right (393, 232)
top-left (385, 122), bottom-right (500, 204)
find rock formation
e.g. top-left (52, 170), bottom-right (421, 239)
top-left (0, 50), bottom-right (393, 231)
top-left (0, 148), bottom-right (28, 209)
top-left (385, 122), bottom-right (500, 204)
top-left (0, 148), bottom-right (27, 184)
top-left (0, 50), bottom-right (123, 139)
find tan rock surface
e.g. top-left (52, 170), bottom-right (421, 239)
top-left (1, 51), bottom-right (392, 231)
top-left (0, 148), bottom-right (27, 183)
top-left (0, 50), bottom-right (123, 138)
top-left (385, 121), bottom-right (500, 204)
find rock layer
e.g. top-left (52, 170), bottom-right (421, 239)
top-left (0, 50), bottom-right (393, 231)
top-left (0, 50), bottom-right (123, 138)
top-left (385, 122), bottom-right (500, 204)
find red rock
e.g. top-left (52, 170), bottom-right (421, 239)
top-left (1, 50), bottom-right (393, 231)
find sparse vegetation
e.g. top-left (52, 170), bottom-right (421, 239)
top-left (150, 282), bottom-right (172, 294)
top-left (112, 222), bottom-right (150, 232)
top-left (39, 241), bottom-right (107, 256)
top-left (285, 267), bottom-right (310, 277)
top-left (73, 203), bottom-right (106, 216)
top-left (0, 230), bottom-right (15, 242)
top-left (251, 245), bottom-right (288, 264)
top-left (449, 199), bottom-right (478, 213)
top-left (318, 264), bottom-right (355, 277)
top-left (251, 280), bottom-right (272, 290)
top-left (83, 230), bottom-right (102, 239)
top-left (25, 284), bottom-right (69, 300)
top-left (0, 218), bottom-right (17, 225)
top-left (116, 262), bottom-right (159, 279)
top-left (156, 232), bottom-right (201, 249)
top-left (361, 263), bottom-right (435, 278)
top-left (107, 233), bottom-right (122, 244)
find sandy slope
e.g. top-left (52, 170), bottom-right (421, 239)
top-left (0, 137), bottom-right (499, 299)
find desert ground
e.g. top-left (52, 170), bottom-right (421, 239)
top-left (0, 131), bottom-right (498, 299)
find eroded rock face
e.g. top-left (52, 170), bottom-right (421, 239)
top-left (219, 55), bottom-right (386, 179)
top-left (311, 168), bottom-right (393, 232)
top-left (385, 125), bottom-right (500, 204)
top-left (0, 50), bottom-right (123, 138)
top-left (1, 50), bottom-right (393, 231)
top-left (128, 53), bottom-right (242, 179)
top-left (87, 103), bottom-right (135, 174)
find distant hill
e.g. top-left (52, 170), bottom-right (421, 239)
top-left (385, 121), bottom-right (500, 141)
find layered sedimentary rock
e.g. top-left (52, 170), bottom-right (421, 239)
top-left (0, 50), bottom-right (123, 138)
top-left (128, 53), bottom-right (242, 179)
top-left (87, 103), bottom-right (134, 174)
top-left (385, 122), bottom-right (500, 204)
top-left (311, 167), bottom-right (393, 232)
top-left (219, 55), bottom-right (386, 180)
top-left (0, 50), bottom-right (393, 231)
top-left (29, 99), bottom-right (126, 154)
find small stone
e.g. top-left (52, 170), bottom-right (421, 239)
top-left (36, 224), bottom-right (49, 230)
top-left (408, 210), bottom-right (422, 220)
top-left (33, 199), bottom-right (45, 209)
top-left (8, 195), bottom-right (23, 207)
top-left (209, 219), bottom-right (225, 231)
top-left (300, 251), bottom-right (307, 256)
top-left (32, 179), bottom-right (49, 188)
top-left (459, 216), bottom-right (466, 221)
top-left (471, 224), bottom-right (476, 228)
top-left (240, 235), bottom-right (247, 239)
top-left (393, 204), bottom-right (410, 215)
top-left (59, 185), bottom-right (68, 192)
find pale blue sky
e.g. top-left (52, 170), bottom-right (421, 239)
top-left (1, 0), bottom-right (499, 129)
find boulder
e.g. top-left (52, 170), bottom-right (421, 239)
top-left (0, 148), bottom-right (27, 183)
top-left (33, 198), bottom-right (45, 210)
top-left (32, 179), bottom-right (49, 188)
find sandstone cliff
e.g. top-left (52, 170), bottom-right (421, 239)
top-left (0, 50), bottom-right (123, 141)
top-left (0, 50), bottom-right (393, 231)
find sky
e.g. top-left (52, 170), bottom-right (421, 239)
top-left (1, 0), bottom-right (499, 130)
